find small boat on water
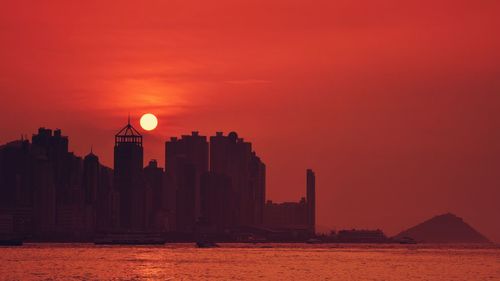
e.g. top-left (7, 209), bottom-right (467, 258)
top-left (94, 233), bottom-right (166, 245)
top-left (397, 237), bottom-right (417, 244)
top-left (196, 241), bottom-right (219, 248)
top-left (306, 238), bottom-right (322, 244)
top-left (0, 238), bottom-right (23, 246)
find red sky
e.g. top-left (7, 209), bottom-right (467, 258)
top-left (1, 1), bottom-right (499, 241)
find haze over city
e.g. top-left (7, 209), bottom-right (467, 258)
top-left (1, 0), bottom-right (499, 243)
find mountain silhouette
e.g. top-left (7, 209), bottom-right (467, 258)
top-left (394, 213), bottom-right (491, 244)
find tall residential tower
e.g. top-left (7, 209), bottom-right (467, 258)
top-left (165, 132), bottom-right (208, 232)
top-left (306, 169), bottom-right (316, 234)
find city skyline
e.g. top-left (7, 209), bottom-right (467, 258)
top-left (1, 120), bottom-right (495, 243)
top-left (0, 121), bottom-right (317, 242)
top-left (1, 2), bottom-right (499, 279)
top-left (2, 117), bottom-right (498, 241)
top-left (1, 1), bottom-right (499, 244)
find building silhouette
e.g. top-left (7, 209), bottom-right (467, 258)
top-left (249, 152), bottom-right (266, 226)
top-left (92, 155), bottom-right (115, 233)
top-left (165, 132), bottom-right (208, 233)
top-left (307, 169), bottom-right (316, 234)
top-left (144, 159), bottom-right (168, 231)
top-left (200, 172), bottom-right (233, 231)
top-left (114, 119), bottom-right (147, 230)
top-left (0, 125), bottom-right (316, 241)
top-left (82, 150), bottom-right (115, 235)
top-left (32, 128), bottom-right (87, 238)
top-left (263, 169), bottom-right (316, 235)
top-left (264, 198), bottom-right (308, 228)
top-left (0, 139), bottom-right (35, 236)
top-left (0, 128), bottom-right (113, 240)
top-left (209, 132), bottom-right (265, 228)
top-left (82, 151), bottom-right (98, 235)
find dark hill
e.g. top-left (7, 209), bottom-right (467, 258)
top-left (394, 213), bottom-right (491, 244)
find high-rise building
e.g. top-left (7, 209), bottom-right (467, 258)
top-left (0, 140), bottom-right (35, 236)
top-left (210, 132), bottom-right (265, 227)
top-left (57, 153), bottom-right (85, 237)
top-left (144, 159), bottom-right (167, 231)
top-left (0, 126), bottom-right (278, 240)
top-left (32, 128), bottom-right (69, 205)
top-left (31, 128), bottom-right (87, 237)
top-left (32, 153), bottom-right (56, 236)
top-left (30, 128), bottom-right (89, 238)
top-left (82, 151), bottom-right (99, 235)
top-left (249, 152), bottom-right (266, 225)
top-left (165, 132), bottom-right (208, 232)
top-left (83, 151), bottom-right (99, 205)
top-left (114, 119), bottom-right (145, 230)
top-left (96, 165), bottom-right (116, 231)
top-left (0, 140), bottom-right (32, 208)
top-left (306, 169), bottom-right (316, 234)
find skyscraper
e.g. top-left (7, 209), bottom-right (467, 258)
top-left (114, 119), bottom-right (145, 230)
top-left (306, 169), bottom-right (316, 234)
top-left (249, 152), bottom-right (266, 225)
top-left (0, 140), bottom-right (31, 209)
top-left (165, 132), bottom-right (208, 232)
top-left (144, 159), bottom-right (166, 231)
top-left (82, 151), bottom-right (99, 235)
top-left (210, 132), bottom-right (265, 227)
top-left (32, 128), bottom-right (69, 204)
top-left (83, 151), bottom-right (99, 206)
top-left (0, 139), bottom-right (35, 236)
top-left (31, 128), bottom-right (85, 237)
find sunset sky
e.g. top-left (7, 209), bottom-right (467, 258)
top-left (1, 1), bottom-right (499, 241)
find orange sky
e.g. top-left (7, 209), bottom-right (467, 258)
top-left (1, 0), bottom-right (499, 241)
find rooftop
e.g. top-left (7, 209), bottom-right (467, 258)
top-left (115, 117), bottom-right (142, 145)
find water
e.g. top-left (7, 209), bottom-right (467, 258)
top-left (0, 243), bottom-right (498, 280)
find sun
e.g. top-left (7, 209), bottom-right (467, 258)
top-left (140, 113), bottom-right (158, 131)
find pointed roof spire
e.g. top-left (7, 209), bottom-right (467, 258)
top-left (85, 144), bottom-right (99, 161)
top-left (115, 115), bottom-right (142, 145)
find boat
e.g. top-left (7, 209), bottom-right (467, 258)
top-left (306, 238), bottom-right (322, 244)
top-left (397, 236), bottom-right (417, 244)
top-left (0, 238), bottom-right (23, 246)
top-left (196, 241), bottom-right (219, 248)
top-left (94, 233), bottom-right (166, 245)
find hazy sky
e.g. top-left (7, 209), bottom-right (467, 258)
top-left (1, 0), bottom-right (499, 241)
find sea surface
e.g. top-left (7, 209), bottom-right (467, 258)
top-left (0, 243), bottom-right (498, 280)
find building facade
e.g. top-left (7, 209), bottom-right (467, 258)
top-left (114, 120), bottom-right (147, 230)
top-left (165, 132), bottom-right (208, 232)
top-left (264, 169), bottom-right (316, 234)
top-left (209, 132), bottom-right (265, 228)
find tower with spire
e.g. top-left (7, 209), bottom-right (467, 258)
top-left (114, 117), bottom-right (146, 230)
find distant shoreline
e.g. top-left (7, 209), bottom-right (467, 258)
top-left (11, 241), bottom-right (498, 247)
